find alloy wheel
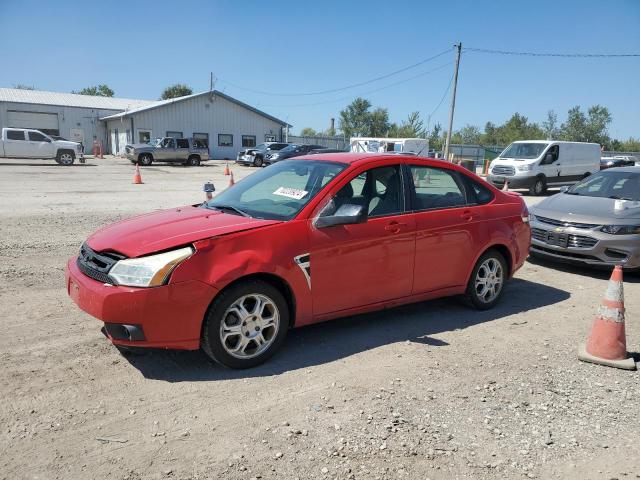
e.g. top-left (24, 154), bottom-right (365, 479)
top-left (474, 258), bottom-right (504, 304)
top-left (219, 294), bottom-right (280, 359)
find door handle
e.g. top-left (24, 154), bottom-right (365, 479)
top-left (384, 221), bottom-right (407, 233)
top-left (460, 210), bottom-right (478, 221)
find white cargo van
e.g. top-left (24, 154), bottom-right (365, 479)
top-left (487, 140), bottom-right (600, 195)
top-left (350, 137), bottom-right (429, 155)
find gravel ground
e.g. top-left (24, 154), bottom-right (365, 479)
top-left (0, 156), bottom-right (638, 480)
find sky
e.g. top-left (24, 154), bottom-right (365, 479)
top-left (1, 0), bottom-right (639, 139)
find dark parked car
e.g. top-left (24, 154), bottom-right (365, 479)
top-left (236, 142), bottom-right (289, 167)
top-left (600, 157), bottom-right (636, 170)
top-left (265, 144), bottom-right (324, 164)
top-left (308, 148), bottom-right (349, 155)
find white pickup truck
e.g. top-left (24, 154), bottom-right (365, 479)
top-left (0, 128), bottom-right (84, 165)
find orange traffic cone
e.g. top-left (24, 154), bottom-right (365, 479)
top-left (578, 265), bottom-right (636, 370)
top-left (228, 171), bottom-right (235, 187)
top-left (223, 162), bottom-right (230, 176)
top-left (502, 180), bottom-right (509, 192)
top-left (132, 164), bottom-right (144, 184)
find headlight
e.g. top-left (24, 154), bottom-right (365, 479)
top-left (600, 225), bottom-right (640, 235)
top-left (516, 164), bottom-right (533, 172)
top-left (108, 246), bottom-right (193, 287)
top-left (528, 212), bottom-right (536, 222)
top-left (270, 153), bottom-right (279, 159)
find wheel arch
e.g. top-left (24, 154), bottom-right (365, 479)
top-left (466, 243), bottom-right (514, 286)
top-left (138, 152), bottom-right (153, 162)
top-left (202, 272), bottom-right (297, 334)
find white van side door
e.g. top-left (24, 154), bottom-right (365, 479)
top-left (537, 144), bottom-right (562, 183)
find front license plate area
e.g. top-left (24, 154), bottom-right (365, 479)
top-left (545, 232), bottom-right (568, 247)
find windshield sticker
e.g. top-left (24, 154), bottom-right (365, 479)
top-left (273, 187), bottom-right (308, 200)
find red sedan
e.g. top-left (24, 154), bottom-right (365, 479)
top-left (66, 154), bottom-right (531, 368)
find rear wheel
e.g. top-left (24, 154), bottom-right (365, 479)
top-left (138, 153), bottom-right (153, 166)
top-left (187, 155), bottom-right (201, 166)
top-left (529, 176), bottom-right (546, 196)
top-left (56, 150), bottom-right (75, 166)
top-left (465, 250), bottom-right (508, 310)
top-left (202, 280), bottom-right (289, 369)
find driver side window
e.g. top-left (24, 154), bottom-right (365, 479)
top-left (543, 145), bottom-right (559, 164)
top-left (323, 165), bottom-right (403, 218)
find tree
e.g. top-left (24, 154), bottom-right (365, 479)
top-left (13, 83), bottom-right (35, 90)
top-left (388, 111), bottom-right (426, 138)
top-left (339, 98), bottom-right (373, 137)
top-left (560, 105), bottom-right (611, 145)
top-left (542, 110), bottom-right (560, 140)
top-left (457, 124), bottom-right (482, 144)
top-left (427, 123), bottom-right (443, 151)
top-left (369, 108), bottom-right (390, 136)
top-left (73, 84), bottom-right (114, 97)
top-left (161, 84), bottom-right (193, 100)
top-left (300, 127), bottom-right (317, 136)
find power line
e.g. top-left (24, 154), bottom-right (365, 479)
top-left (464, 47), bottom-right (640, 58)
top-left (256, 61), bottom-right (453, 108)
top-left (427, 71), bottom-right (454, 120)
top-left (218, 47), bottom-right (454, 97)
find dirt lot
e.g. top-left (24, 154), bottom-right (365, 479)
top-left (1, 156), bottom-right (638, 480)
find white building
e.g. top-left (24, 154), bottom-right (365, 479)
top-left (0, 88), bottom-right (289, 158)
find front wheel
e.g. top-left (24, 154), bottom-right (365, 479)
top-left (465, 250), bottom-right (508, 310)
top-left (56, 150), bottom-right (75, 166)
top-left (138, 153), bottom-right (153, 166)
top-left (253, 155), bottom-right (264, 167)
top-left (529, 177), bottom-right (546, 196)
top-left (202, 280), bottom-right (289, 369)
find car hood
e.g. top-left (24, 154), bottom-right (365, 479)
top-left (54, 140), bottom-right (81, 148)
top-left (126, 143), bottom-right (154, 150)
top-left (87, 206), bottom-right (281, 257)
top-left (531, 193), bottom-right (640, 223)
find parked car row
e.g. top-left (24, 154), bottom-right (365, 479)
top-left (236, 142), bottom-right (348, 167)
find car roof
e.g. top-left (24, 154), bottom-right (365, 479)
top-left (292, 152), bottom-right (445, 165)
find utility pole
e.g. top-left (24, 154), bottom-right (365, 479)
top-left (210, 72), bottom-right (214, 91)
top-left (444, 43), bottom-right (462, 161)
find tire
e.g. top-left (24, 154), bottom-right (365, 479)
top-left (253, 155), bottom-right (264, 167)
top-left (187, 155), bottom-right (201, 166)
top-left (529, 176), bottom-right (546, 196)
top-left (55, 150), bottom-right (75, 166)
top-left (138, 153), bottom-right (153, 166)
top-left (202, 279), bottom-right (289, 369)
top-left (465, 249), bottom-right (508, 310)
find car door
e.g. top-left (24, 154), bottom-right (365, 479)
top-left (3, 129), bottom-right (30, 157)
top-left (27, 131), bottom-right (55, 158)
top-left (155, 138), bottom-right (175, 160)
top-left (538, 144), bottom-right (562, 183)
top-left (309, 161), bottom-right (416, 316)
top-left (409, 164), bottom-right (487, 293)
top-left (175, 138), bottom-right (190, 162)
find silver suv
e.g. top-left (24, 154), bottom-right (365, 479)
top-left (125, 137), bottom-right (210, 166)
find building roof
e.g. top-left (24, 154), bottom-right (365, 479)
top-left (0, 87), bottom-right (155, 111)
top-left (99, 90), bottom-right (290, 127)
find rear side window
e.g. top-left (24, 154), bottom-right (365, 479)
top-left (464, 176), bottom-right (495, 205)
top-left (6, 130), bottom-right (25, 140)
top-left (409, 165), bottom-right (467, 210)
top-left (176, 138), bottom-right (189, 148)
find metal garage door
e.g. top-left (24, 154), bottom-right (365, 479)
top-left (7, 110), bottom-right (59, 135)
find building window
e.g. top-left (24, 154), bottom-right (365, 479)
top-left (138, 129), bottom-right (152, 144)
top-left (242, 135), bottom-right (256, 148)
top-left (166, 131), bottom-right (183, 139)
top-left (193, 132), bottom-right (209, 148)
top-left (218, 134), bottom-right (233, 147)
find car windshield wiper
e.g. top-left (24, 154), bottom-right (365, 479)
top-left (565, 191), bottom-right (580, 195)
top-left (608, 195), bottom-right (633, 201)
top-left (207, 204), bottom-right (251, 217)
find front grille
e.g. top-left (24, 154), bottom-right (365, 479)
top-left (567, 235), bottom-right (598, 248)
top-left (535, 215), bottom-right (601, 229)
top-left (76, 243), bottom-right (124, 284)
top-left (531, 245), bottom-right (601, 261)
top-left (492, 165), bottom-right (515, 176)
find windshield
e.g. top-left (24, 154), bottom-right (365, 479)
top-left (567, 170), bottom-right (640, 201)
top-left (204, 159), bottom-right (347, 220)
top-left (279, 145), bottom-right (300, 153)
top-left (253, 143), bottom-right (267, 150)
top-left (500, 142), bottom-right (549, 160)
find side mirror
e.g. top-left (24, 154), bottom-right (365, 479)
top-left (315, 204), bottom-right (367, 228)
top-left (44, 137), bottom-right (52, 143)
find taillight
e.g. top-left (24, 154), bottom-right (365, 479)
top-left (521, 203), bottom-right (530, 223)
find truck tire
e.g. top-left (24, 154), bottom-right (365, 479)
top-left (138, 153), bottom-right (153, 166)
top-left (529, 176), bottom-right (547, 196)
top-left (187, 155), bottom-right (201, 166)
top-left (55, 150), bottom-right (75, 166)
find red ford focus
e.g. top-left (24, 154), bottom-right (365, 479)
top-left (66, 154), bottom-right (531, 368)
